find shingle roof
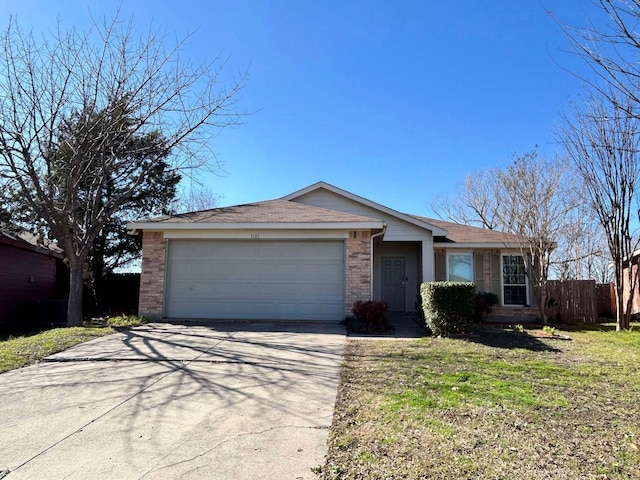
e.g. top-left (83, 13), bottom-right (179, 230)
top-left (131, 194), bottom-right (526, 246)
top-left (143, 199), bottom-right (383, 224)
top-left (409, 215), bottom-right (525, 244)
top-left (0, 230), bottom-right (64, 257)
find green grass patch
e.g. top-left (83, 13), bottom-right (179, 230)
top-left (0, 327), bottom-right (113, 373)
top-left (105, 314), bottom-right (150, 328)
top-left (0, 314), bottom-right (151, 373)
top-left (385, 355), bottom-right (574, 414)
top-left (321, 324), bottom-right (640, 479)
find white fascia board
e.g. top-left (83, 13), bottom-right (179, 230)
top-left (163, 229), bottom-right (352, 240)
top-left (434, 242), bottom-right (523, 249)
top-left (127, 221), bottom-right (384, 232)
top-left (625, 249), bottom-right (640, 263)
top-left (282, 181), bottom-right (449, 236)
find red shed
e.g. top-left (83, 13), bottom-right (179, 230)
top-left (0, 230), bottom-right (64, 324)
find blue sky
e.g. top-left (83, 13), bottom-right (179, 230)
top-left (6, 1), bottom-right (599, 216)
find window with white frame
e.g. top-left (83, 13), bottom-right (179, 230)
top-left (502, 254), bottom-right (527, 305)
top-left (447, 253), bottom-right (473, 282)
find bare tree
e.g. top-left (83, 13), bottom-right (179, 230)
top-left (434, 151), bottom-right (579, 323)
top-left (552, 201), bottom-right (611, 281)
top-left (561, 90), bottom-right (640, 330)
top-left (171, 184), bottom-right (221, 213)
top-left (431, 169), bottom-right (502, 229)
top-left (494, 151), bottom-right (578, 324)
top-left (0, 14), bottom-right (245, 326)
top-left (555, 0), bottom-right (640, 118)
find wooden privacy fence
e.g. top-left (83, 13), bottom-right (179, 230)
top-left (546, 280), bottom-right (601, 323)
top-left (596, 282), bottom-right (616, 319)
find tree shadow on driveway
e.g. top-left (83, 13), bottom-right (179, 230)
top-left (0, 321), bottom-right (347, 479)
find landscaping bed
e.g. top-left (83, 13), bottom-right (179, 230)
top-left (319, 324), bottom-right (640, 479)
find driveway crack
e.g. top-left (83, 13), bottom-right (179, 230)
top-left (137, 424), bottom-right (324, 479)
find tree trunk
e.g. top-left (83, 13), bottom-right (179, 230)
top-left (90, 232), bottom-right (107, 317)
top-left (67, 260), bottom-right (85, 327)
top-left (615, 283), bottom-right (625, 332)
top-left (533, 284), bottom-right (548, 325)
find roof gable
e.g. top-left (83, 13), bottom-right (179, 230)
top-left (283, 181), bottom-right (448, 236)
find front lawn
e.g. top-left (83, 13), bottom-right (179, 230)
top-left (0, 316), bottom-right (148, 373)
top-left (319, 324), bottom-right (640, 479)
top-left (0, 327), bottom-right (112, 373)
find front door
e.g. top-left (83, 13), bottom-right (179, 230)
top-left (381, 257), bottom-right (405, 311)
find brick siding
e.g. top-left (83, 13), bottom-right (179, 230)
top-left (139, 230), bottom-right (372, 320)
top-left (138, 231), bottom-right (166, 318)
top-left (345, 231), bottom-right (371, 316)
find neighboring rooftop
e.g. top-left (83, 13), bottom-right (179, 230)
top-left (0, 230), bottom-right (63, 257)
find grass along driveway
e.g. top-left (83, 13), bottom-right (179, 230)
top-left (0, 327), bottom-right (112, 373)
top-left (0, 316), bottom-right (147, 373)
top-left (319, 324), bottom-right (640, 480)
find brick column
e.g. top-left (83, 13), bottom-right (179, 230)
top-left (345, 231), bottom-right (371, 316)
top-left (138, 231), bottom-right (166, 319)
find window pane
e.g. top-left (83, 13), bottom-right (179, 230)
top-left (448, 254), bottom-right (473, 282)
top-left (504, 286), bottom-right (527, 305)
top-left (503, 255), bottom-right (527, 305)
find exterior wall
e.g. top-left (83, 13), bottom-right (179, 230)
top-left (421, 237), bottom-right (434, 282)
top-left (293, 188), bottom-right (437, 283)
top-left (434, 247), bottom-right (531, 307)
top-left (373, 242), bottom-right (419, 312)
top-left (140, 229), bottom-right (370, 320)
top-left (0, 243), bottom-right (57, 320)
top-left (476, 249), bottom-right (503, 300)
top-left (138, 231), bottom-right (166, 318)
top-left (345, 231), bottom-right (371, 316)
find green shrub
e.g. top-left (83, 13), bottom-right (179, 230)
top-left (420, 282), bottom-right (476, 336)
top-left (105, 315), bottom-right (150, 328)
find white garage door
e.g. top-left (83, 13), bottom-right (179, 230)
top-left (166, 240), bottom-right (345, 320)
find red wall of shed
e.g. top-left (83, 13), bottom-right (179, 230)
top-left (0, 243), bottom-right (57, 320)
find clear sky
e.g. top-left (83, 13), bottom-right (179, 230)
top-left (4, 0), bottom-right (600, 217)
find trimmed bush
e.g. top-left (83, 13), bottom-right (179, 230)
top-left (420, 282), bottom-right (476, 336)
top-left (475, 291), bottom-right (499, 321)
top-left (351, 300), bottom-right (389, 332)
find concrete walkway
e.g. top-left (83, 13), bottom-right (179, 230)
top-left (386, 314), bottom-right (429, 339)
top-left (347, 314), bottom-right (429, 340)
top-left (0, 322), bottom-right (346, 480)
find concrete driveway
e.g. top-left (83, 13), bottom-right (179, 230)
top-left (0, 321), bottom-right (346, 480)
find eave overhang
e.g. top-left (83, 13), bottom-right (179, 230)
top-left (127, 220), bottom-right (385, 233)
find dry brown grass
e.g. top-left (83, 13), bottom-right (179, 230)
top-left (318, 324), bottom-right (640, 479)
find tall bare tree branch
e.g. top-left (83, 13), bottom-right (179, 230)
top-left (0, 13), bottom-right (246, 326)
top-left (560, 89), bottom-right (640, 330)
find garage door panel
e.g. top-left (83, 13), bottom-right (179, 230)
top-left (256, 243), bottom-right (277, 257)
top-left (166, 240), bottom-right (345, 320)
